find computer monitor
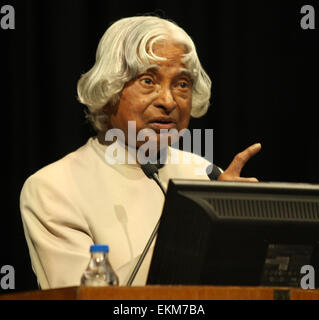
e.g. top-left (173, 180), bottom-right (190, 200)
top-left (147, 180), bottom-right (319, 287)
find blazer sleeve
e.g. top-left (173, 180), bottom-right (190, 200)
top-left (20, 172), bottom-right (93, 289)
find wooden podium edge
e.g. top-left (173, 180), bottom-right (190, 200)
top-left (0, 285), bottom-right (318, 300)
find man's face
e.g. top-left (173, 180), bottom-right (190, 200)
top-left (107, 41), bottom-right (192, 149)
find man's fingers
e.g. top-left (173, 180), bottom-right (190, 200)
top-left (218, 173), bottom-right (259, 183)
top-left (227, 143), bottom-right (261, 175)
top-left (217, 143), bottom-right (261, 182)
top-left (235, 177), bottom-right (259, 183)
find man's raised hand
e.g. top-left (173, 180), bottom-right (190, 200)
top-left (217, 143), bottom-right (261, 182)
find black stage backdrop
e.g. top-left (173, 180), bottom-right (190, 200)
top-left (1, 0), bottom-right (318, 292)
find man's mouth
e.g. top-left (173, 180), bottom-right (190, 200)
top-left (148, 117), bottom-right (177, 130)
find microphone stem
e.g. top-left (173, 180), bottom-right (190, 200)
top-left (126, 173), bottom-right (166, 286)
top-left (153, 173), bottom-right (166, 196)
top-left (126, 219), bottom-right (161, 286)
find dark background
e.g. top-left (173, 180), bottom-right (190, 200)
top-left (1, 0), bottom-right (318, 292)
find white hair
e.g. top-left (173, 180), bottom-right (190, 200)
top-left (77, 16), bottom-right (212, 131)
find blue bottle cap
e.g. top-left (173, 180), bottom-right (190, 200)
top-left (90, 244), bottom-right (109, 253)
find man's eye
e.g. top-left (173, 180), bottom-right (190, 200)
top-left (178, 81), bottom-right (190, 89)
top-left (141, 78), bottom-right (153, 85)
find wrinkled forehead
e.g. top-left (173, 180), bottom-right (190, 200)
top-left (141, 64), bottom-right (194, 81)
top-left (150, 39), bottom-right (187, 55)
top-left (137, 39), bottom-right (195, 79)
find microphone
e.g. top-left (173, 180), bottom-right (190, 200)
top-left (206, 163), bottom-right (223, 181)
top-left (126, 163), bottom-right (166, 286)
top-left (141, 163), bottom-right (167, 196)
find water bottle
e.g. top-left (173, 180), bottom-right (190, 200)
top-left (81, 244), bottom-right (119, 286)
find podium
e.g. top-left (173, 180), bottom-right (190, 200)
top-left (0, 286), bottom-right (318, 300)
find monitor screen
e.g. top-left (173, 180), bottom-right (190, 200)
top-left (147, 180), bottom-right (319, 288)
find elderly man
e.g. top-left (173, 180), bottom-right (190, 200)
top-left (20, 16), bottom-right (261, 289)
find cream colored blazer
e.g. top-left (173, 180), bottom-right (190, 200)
top-left (20, 137), bottom-right (211, 289)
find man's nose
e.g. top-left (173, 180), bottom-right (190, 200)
top-left (154, 86), bottom-right (177, 113)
